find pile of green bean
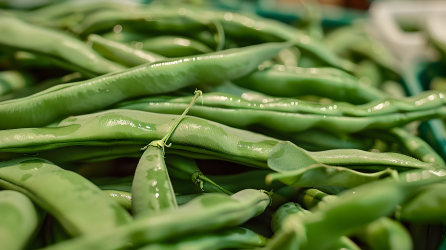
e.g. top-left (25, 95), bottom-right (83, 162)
top-left (2, 1), bottom-right (446, 249)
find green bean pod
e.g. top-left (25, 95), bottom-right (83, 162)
top-left (0, 110), bottom-right (436, 171)
top-left (114, 100), bottom-right (446, 134)
top-left (267, 164), bottom-right (398, 188)
top-left (0, 190), bottom-right (43, 250)
top-left (211, 9), bottom-right (355, 72)
top-left (356, 217), bottom-right (413, 250)
top-left (139, 227), bottom-right (269, 250)
top-left (102, 190), bottom-right (132, 212)
top-left (364, 127), bottom-right (446, 166)
top-left (0, 157), bottom-right (132, 237)
top-left (135, 36), bottom-right (213, 57)
top-left (42, 189), bottom-right (271, 250)
top-left (233, 64), bottom-right (386, 104)
top-left (0, 42), bottom-right (288, 129)
top-left (400, 183), bottom-right (446, 223)
top-left (115, 90), bottom-right (446, 116)
top-left (0, 15), bottom-right (125, 76)
top-left (132, 146), bottom-right (177, 216)
top-left (0, 70), bottom-right (34, 96)
top-left (88, 34), bottom-right (165, 67)
top-left (297, 188), bottom-right (413, 250)
top-left (271, 202), bottom-right (360, 250)
top-left (267, 168), bottom-right (446, 249)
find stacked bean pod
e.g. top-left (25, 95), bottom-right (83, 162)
top-left (1, 1), bottom-right (446, 250)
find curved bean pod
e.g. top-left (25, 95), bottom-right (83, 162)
top-left (115, 90), bottom-right (446, 116)
top-left (136, 36), bottom-right (213, 57)
top-left (139, 227), bottom-right (269, 250)
top-left (267, 168), bottom-right (446, 249)
top-left (270, 202), bottom-right (360, 250)
top-left (88, 34), bottom-right (165, 67)
top-left (356, 217), bottom-right (413, 250)
top-left (0, 15), bottom-right (125, 76)
top-left (0, 70), bottom-right (34, 96)
top-left (132, 146), bottom-right (177, 216)
top-left (115, 98), bottom-right (446, 134)
top-left (0, 157), bottom-right (132, 237)
top-left (211, 9), bottom-right (355, 72)
top-left (0, 110), bottom-right (436, 171)
top-left (267, 164), bottom-right (398, 188)
top-left (42, 189), bottom-right (271, 250)
top-left (297, 188), bottom-right (413, 250)
top-left (0, 42), bottom-right (288, 129)
top-left (400, 183), bottom-right (446, 223)
top-left (102, 190), bottom-right (132, 212)
top-left (0, 190), bottom-right (43, 250)
top-left (233, 64), bottom-right (386, 104)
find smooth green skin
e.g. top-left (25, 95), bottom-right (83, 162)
top-left (114, 98), bottom-right (446, 134)
top-left (298, 188), bottom-right (413, 250)
top-left (368, 127), bottom-right (446, 166)
top-left (268, 141), bottom-right (437, 172)
top-left (0, 72), bottom-right (83, 103)
top-left (139, 227), bottom-right (269, 250)
top-left (0, 190), bottom-right (42, 250)
top-left (0, 15), bottom-right (125, 76)
top-left (74, 7), bottom-right (219, 38)
top-left (297, 188), bottom-right (334, 210)
top-left (132, 146), bottom-right (178, 216)
top-left (354, 60), bottom-right (382, 88)
top-left (0, 110), bottom-right (436, 172)
top-left (0, 70), bottom-right (34, 96)
top-left (356, 217), bottom-right (413, 250)
top-left (102, 190), bottom-right (132, 212)
top-left (0, 42), bottom-right (288, 129)
top-left (400, 183), bottom-right (446, 223)
top-left (102, 189), bottom-right (198, 209)
top-left (23, 1), bottom-right (132, 27)
top-left (267, 168), bottom-right (446, 250)
top-left (0, 157), bottom-right (132, 237)
top-left (137, 36), bottom-right (213, 57)
top-left (271, 202), bottom-right (310, 233)
top-left (42, 189), bottom-right (270, 250)
top-left (233, 64), bottom-right (386, 104)
top-left (324, 24), bottom-right (365, 56)
top-left (261, 127), bottom-right (373, 151)
top-left (115, 90), bottom-right (446, 117)
top-left (211, 9), bottom-right (355, 72)
top-left (267, 164), bottom-right (397, 189)
top-left (299, 169), bottom-right (446, 249)
top-left (88, 34), bottom-right (165, 67)
top-left (270, 202), bottom-right (360, 250)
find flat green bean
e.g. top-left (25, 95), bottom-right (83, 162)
top-left (102, 190), bottom-right (132, 212)
top-left (88, 34), bottom-right (165, 67)
top-left (0, 110), bottom-right (436, 171)
top-left (135, 36), bottom-right (213, 57)
top-left (271, 202), bottom-right (360, 250)
top-left (0, 70), bottom-right (34, 96)
top-left (233, 64), bottom-right (386, 104)
top-left (115, 90), bottom-right (446, 116)
top-left (42, 189), bottom-right (271, 250)
top-left (0, 190), bottom-right (43, 250)
top-left (0, 15), bottom-right (125, 76)
top-left (139, 227), bottom-right (269, 250)
top-left (0, 157), bottom-right (132, 237)
top-left (132, 146), bottom-right (178, 216)
top-left (266, 168), bottom-right (446, 249)
top-left (0, 42), bottom-right (288, 129)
